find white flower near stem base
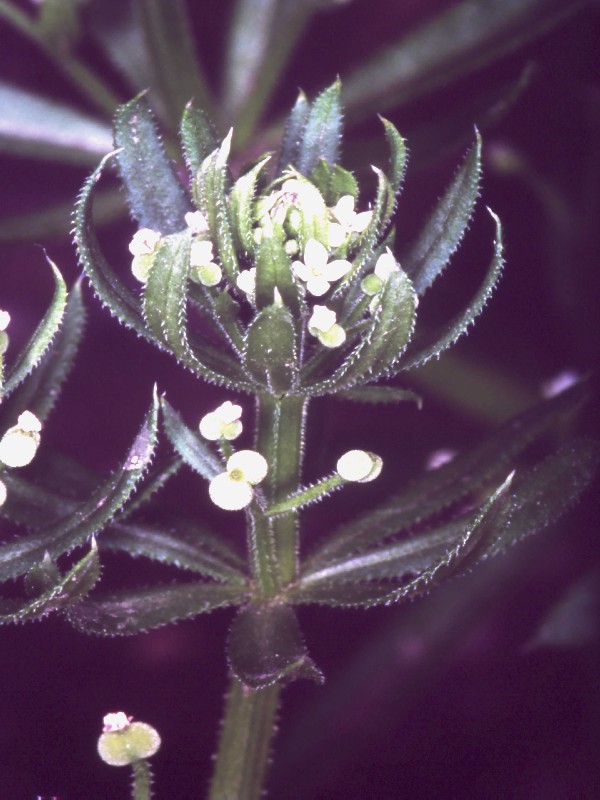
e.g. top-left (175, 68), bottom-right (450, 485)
top-left (97, 712), bottom-right (161, 767)
top-left (0, 411), bottom-right (42, 468)
top-left (190, 239), bottom-right (222, 287)
top-left (336, 449), bottom-right (383, 482)
top-left (292, 239), bottom-right (351, 297)
top-left (209, 450), bottom-right (268, 511)
top-left (307, 305), bottom-right (346, 348)
top-left (329, 195), bottom-right (372, 247)
top-left (128, 228), bottom-right (161, 283)
top-left (199, 401), bottom-right (243, 441)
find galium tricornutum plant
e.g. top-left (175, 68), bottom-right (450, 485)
top-left (0, 82), bottom-right (597, 799)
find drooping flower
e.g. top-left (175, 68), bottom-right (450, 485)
top-left (0, 410), bottom-right (42, 468)
top-left (336, 449), bottom-right (383, 482)
top-left (307, 305), bottom-right (346, 348)
top-left (199, 401), bottom-right (243, 441)
top-left (329, 195), bottom-right (372, 247)
top-left (292, 238), bottom-right (351, 296)
top-left (209, 450), bottom-right (268, 511)
top-left (128, 228), bottom-right (161, 283)
top-left (190, 239), bottom-right (222, 287)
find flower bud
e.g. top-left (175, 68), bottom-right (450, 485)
top-left (336, 450), bottom-right (383, 482)
top-left (0, 411), bottom-right (42, 468)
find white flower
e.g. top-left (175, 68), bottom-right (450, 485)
top-left (374, 248), bottom-right (399, 281)
top-left (0, 410), bottom-right (42, 468)
top-left (236, 268), bottom-right (256, 297)
top-left (185, 210), bottom-right (209, 235)
top-left (0, 310), bottom-right (10, 331)
top-left (336, 450), bottom-right (383, 482)
top-left (307, 305), bottom-right (346, 348)
top-left (0, 479), bottom-right (6, 507)
top-left (292, 239), bottom-right (351, 296)
top-left (102, 712), bottom-right (132, 733)
top-left (329, 195), bottom-right (372, 247)
top-left (209, 450), bottom-right (268, 511)
top-left (129, 228), bottom-right (161, 283)
top-left (199, 401), bottom-right (243, 441)
top-left (190, 239), bottom-right (222, 287)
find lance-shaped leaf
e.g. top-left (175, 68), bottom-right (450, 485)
top-left (160, 397), bottom-right (223, 479)
top-left (0, 393), bottom-right (158, 582)
top-left (74, 152), bottom-right (153, 336)
top-left (381, 117), bottom-right (408, 201)
top-left (0, 81), bottom-right (112, 165)
top-left (102, 521), bottom-right (247, 584)
top-left (292, 476), bottom-right (513, 608)
top-left (1, 257), bottom-right (66, 400)
top-left (337, 386), bottom-right (422, 407)
top-left (243, 305), bottom-right (299, 394)
top-left (254, 235), bottom-right (300, 316)
top-left (310, 161), bottom-right (359, 206)
top-left (180, 100), bottom-right (218, 178)
top-left (194, 133), bottom-right (239, 283)
top-left (403, 133), bottom-right (481, 296)
top-left (297, 80), bottom-right (342, 176)
top-left (227, 602), bottom-right (323, 689)
top-left (277, 90), bottom-right (309, 175)
top-left (1, 278), bottom-right (85, 422)
top-left (400, 210), bottom-right (503, 371)
top-left (0, 542), bottom-right (100, 624)
top-left (229, 156), bottom-right (271, 254)
top-left (143, 230), bottom-right (250, 386)
top-left (67, 581), bottom-right (244, 635)
top-left (305, 380), bottom-right (592, 569)
top-left (113, 94), bottom-right (191, 234)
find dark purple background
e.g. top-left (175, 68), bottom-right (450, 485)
top-left (1, 2), bottom-right (599, 798)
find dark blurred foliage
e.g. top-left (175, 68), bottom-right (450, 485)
top-left (0, 1), bottom-right (599, 798)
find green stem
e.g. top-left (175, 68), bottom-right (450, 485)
top-left (209, 678), bottom-right (280, 800)
top-left (131, 759), bottom-right (153, 800)
top-left (255, 393), bottom-right (308, 587)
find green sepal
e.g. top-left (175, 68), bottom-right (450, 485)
top-left (276, 90), bottom-right (309, 175)
top-left (0, 541), bottom-right (100, 623)
top-left (194, 133), bottom-right (239, 283)
top-left (1, 256), bottom-right (66, 401)
top-left (403, 132), bottom-right (481, 296)
top-left (180, 100), bottom-right (218, 178)
top-left (297, 80), bottom-right (342, 176)
top-left (243, 305), bottom-right (299, 394)
top-left (337, 386), bottom-right (422, 407)
top-left (102, 521), bottom-right (247, 584)
top-left (67, 580), bottom-right (244, 635)
top-left (113, 94), bottom-right (191, 234)
top-left (0, 392), bottom-right (158, 582)
top-left (255, 235), bottom-right (300, 315)
top-left (227, 602), bottom-right (323, 689)
top-left (230, 156), bottom-right (271, 254)
top-left (143, 230), bottom-right (250, 386)
top-left (305, 380), bottom-right (592, 568)
top-left (0, 278), bottom-right (85, 423)
top-left (310, 160), bottom-right (358, 206)
top-left (401, 209), bottom-right (503, 371)
top-left (160, 397), bottom-right (223, 479)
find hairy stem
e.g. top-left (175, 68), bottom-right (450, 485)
top-left (131, 759), bottom-right (153, 800)
top-left (209, 678), bottom-right (280, 800)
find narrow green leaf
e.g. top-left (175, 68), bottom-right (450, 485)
top-left (227, 603), bottom-right (323, 689)
top-left (229, 156), bottom-right (271, 254)
top-left (254, 235), bottom-right (300, 316)
top-left (400, 209), bottom-right (503, 370)
top-left (276, 90), bottom-right (309, 175)
top-left (37, 0), bottom-right (81, 50)
top-left (102, 522), bottom-right (248, 584)
top-left (113, 95), bottom-right (191, 234)
top-left (404, 133), bottom-right (481, 296)
top-left (0, 393), bottom-right (158, 581)
top-left (160, 397), bottom-right (223, 480)
top-left (0, 81), bottom-right (112, 164)
top-left (68, 581), bottom-right (244, 635)
top-left (0, 278), bottom-right (85, 423)
top-left (381, 117), bottom-right (408, 199)
top-left (135, 0), bottom-right (212, 129)
top-left (1, 257), bottom-right (66, 400)
top-left (337, 386), bottom-right (422, 407)
top-left (243, 305), bottom-right (299, 394)
top-left (297, 80), bottom-right (343, 176)
top-left (305, 380), bottom-right (592, 568)
top-left (180, 101), bottom-right (218, 178)
top-left (0, 542), bottom-right (100, 624)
